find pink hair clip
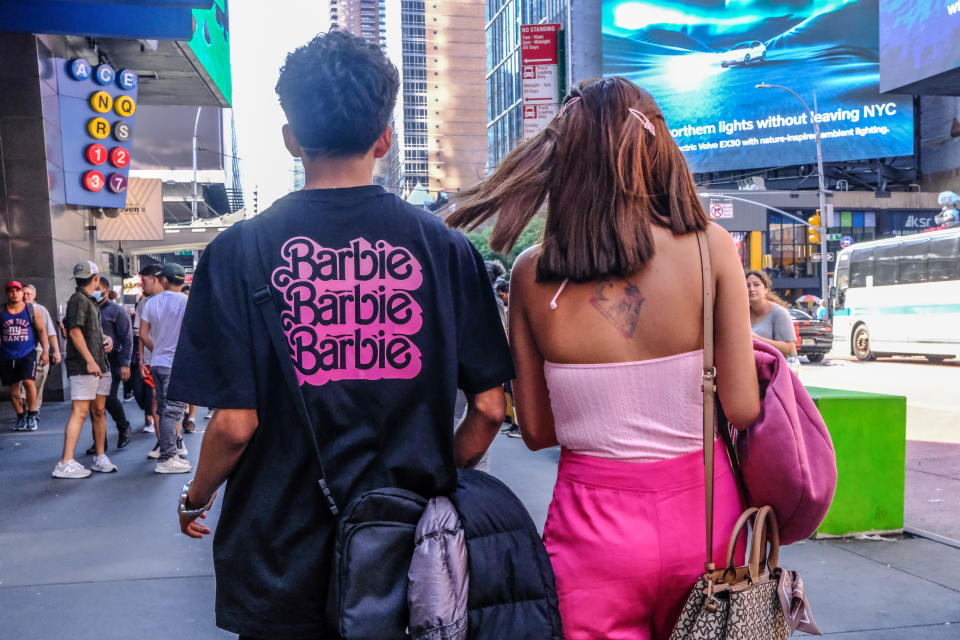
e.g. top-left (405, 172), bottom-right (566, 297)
top-left (557, 97), bottom-right (581, 119)
top-left (629, 108), bottom-right (657, 136)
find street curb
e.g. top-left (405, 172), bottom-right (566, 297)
top-left (904, 526), bottom-right (960, 550)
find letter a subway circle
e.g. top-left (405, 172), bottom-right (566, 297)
top-left (88, 117), bottom-right (110, 139)
top-left (69, 58), bottom-right (91, 81)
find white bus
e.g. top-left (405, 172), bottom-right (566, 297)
top-left (833, 226), bottom-right (960, 362)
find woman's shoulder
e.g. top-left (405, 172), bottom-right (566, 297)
top-left (511, 244), bottom-right (542, 282)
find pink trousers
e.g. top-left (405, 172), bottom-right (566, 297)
top-left (543, 440), bottom-right (746, 640)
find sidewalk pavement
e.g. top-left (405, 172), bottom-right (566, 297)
top-left (1, 400), bottom-right (958, 639)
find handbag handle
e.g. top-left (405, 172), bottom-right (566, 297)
top-left (724, 506), bottom-right (760, 569)
top-left (695, 231), bottom-right (717, 572)
top-left (748, 506), bottom-right (782, 582)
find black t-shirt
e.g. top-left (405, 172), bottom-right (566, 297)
top-left (168, 185), bottom-right (514, 639)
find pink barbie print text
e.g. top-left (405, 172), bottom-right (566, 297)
top-left (271, 237), bottom-right (423, 386)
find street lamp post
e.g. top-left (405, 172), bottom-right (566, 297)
top-left (192, 106), bottom-right (202, 223)
top-left (756, 83), bottom-right (829, 300)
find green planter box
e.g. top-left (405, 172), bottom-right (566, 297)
top-left (807, 387), bottom-right (906, 537)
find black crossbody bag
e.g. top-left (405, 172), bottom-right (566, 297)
top-left (241, 218), bottom-right (427, 640)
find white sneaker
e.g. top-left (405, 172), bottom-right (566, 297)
top-left (147, 442), bottom-right (160, 459)
top-left (142, 421), bottom-right (155, 433)
top-left (177, 436), bottom-right (188, 457)
top-left (52, 459), bottom-right (92, 479)
top-left (154, 456), bottom-right (191, 474)
top-left (91, 454), bottom-right (118, 473)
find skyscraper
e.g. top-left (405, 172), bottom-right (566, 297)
top-left (329, 0), bottom-right (387, 48)
top-left (486, 0), bottom-right (569, 169)
top-left (386, 0), bottom-right (488, 199)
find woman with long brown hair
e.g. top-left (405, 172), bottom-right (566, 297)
top-left (745, 269), bottom-right (797, 358)
top-left (447, 77), bottom-right (760, 639)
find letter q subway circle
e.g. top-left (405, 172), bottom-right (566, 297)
top-left (114, 95), bottom-right (136, 118)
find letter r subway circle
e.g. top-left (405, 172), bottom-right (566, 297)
top-left (88, 117), bottom-right (110, 140)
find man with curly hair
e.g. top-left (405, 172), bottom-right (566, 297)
top-left (169, 30), bottom-right (512, 638)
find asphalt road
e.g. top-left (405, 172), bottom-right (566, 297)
top-left (798, 355), bottom-right (958, 443)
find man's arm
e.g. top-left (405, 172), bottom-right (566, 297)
top-left (453, 386), bottom-right (506, 468)
top-left (180, 409), bottom-right (258, 538)
top-left (69, 327), bottom-right (101, 377)
top-left (140, 319), bottom-right (154, 353)
top-left (116, 307), bottom-right (133, 369)
top-left (32, 308), bottom-right (48, 366)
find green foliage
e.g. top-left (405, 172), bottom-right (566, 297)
top-left (464, 216), bottom-right (545, 274)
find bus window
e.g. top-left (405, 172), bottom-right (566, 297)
top-left (874, 242), bottom-right (900, 286)
top-left (928, 236), bottom-right (960, 281)
top-left (835, 252), bottom-right (850, 309)
top-left (850, 247), bottom-right (875, 287)
top-left (899, 238), bottom-right (929, 284)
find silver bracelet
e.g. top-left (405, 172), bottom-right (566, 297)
top-left (178, 480), bottom-right (217, 517)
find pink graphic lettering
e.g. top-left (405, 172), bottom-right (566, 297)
top-left (271, 237), bottom-right (423, 386)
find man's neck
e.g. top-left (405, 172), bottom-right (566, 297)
top-left (301, 153), bottom-right (375, 190)
top-left (165, 285), bottom-right (183, 293)
top-left (6, 301), bottom-right (23, 311)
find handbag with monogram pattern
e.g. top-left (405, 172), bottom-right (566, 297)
top-left (667, 234), bottom-right (821, 640)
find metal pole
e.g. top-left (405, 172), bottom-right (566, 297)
top-left (192, 106), bottom-right (202, 223)
top-left (755, 83), bottom-right (829, 299)
top-left (813, 91), bottom-right (829, 301)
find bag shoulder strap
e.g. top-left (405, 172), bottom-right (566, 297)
top-left (696, 231), bottom-right (716, 572)
top-left (240, 218), bottom-right (340, 517)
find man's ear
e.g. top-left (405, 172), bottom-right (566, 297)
top-left (372, 125), bottom-right (393, 159)
top-left (282, 124), bottom-right (304, 158)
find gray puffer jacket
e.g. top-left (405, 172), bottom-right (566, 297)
top-left (408, 496), bottom-right (469, 640)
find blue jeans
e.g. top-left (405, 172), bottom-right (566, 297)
top-left (151, 366), bottom-right (184, 461)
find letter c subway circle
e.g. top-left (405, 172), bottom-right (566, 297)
top-left (85, 143), bottom-right (107, 165)
top-left (88, 117), bottom-right (110, 139)
top-left (95, 64), bottom-right (115, 86)
top-left (114, 95), bottom-right (136, 118)
top-left (89, 91), bottom-right (113, 113)
top-left (112, 121), bottom-right (132, 142)
top-left (69, 58), bottom-right (91, 81)
top-left (82, 170), bottom-right (105, 192)
top-left (117, 69), bottom-right (138, 90)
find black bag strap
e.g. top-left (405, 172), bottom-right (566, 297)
top-left (240, 217), bottom-right (340, 517)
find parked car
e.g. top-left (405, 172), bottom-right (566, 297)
top-left (720, 41), bottom-right (767, 67)
top-left (789, 308), bottom-right (832, 363)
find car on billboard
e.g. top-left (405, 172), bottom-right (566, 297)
top-left (719, 41), bottom-right (767, 67)
top-left (789, 308), bottom-right (832, 363)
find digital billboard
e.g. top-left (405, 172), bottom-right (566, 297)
top-left (879, 0), bottom-right (960, 95)
top-left (602, 0), bottom-right (914, 174)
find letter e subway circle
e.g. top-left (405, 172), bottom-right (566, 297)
top-left (112, 121), bottom-right (132, 142)
top-left (114, 95), bottom-right (136, 118)
top-left (117, 69), bottom-right (138, 91)
top-left (88, 117), bottom-right (110, 139)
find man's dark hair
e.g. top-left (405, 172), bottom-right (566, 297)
top-left (182, 284), bottom-right (191, 294)
top-left (139, 264), bottom-right (162, 278)
top-left (276, 30), bottom-right (399, 157)
top-left (494, 278), bottom-right (509, 295)
top-left (485, 260), bottom-right (506, 285)
top-left (99, 276), bottom-right (111, 289)
top-left (75, 276), bottom-right (95, 288)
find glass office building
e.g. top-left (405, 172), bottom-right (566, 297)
top-left (485, 0), bottom-right (567, 169)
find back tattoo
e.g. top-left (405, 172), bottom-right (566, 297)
top-left (590, 278), bottom-right (646, 338)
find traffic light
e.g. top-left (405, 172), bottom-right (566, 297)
top-left (808, 212), bottom-right (821, 244)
